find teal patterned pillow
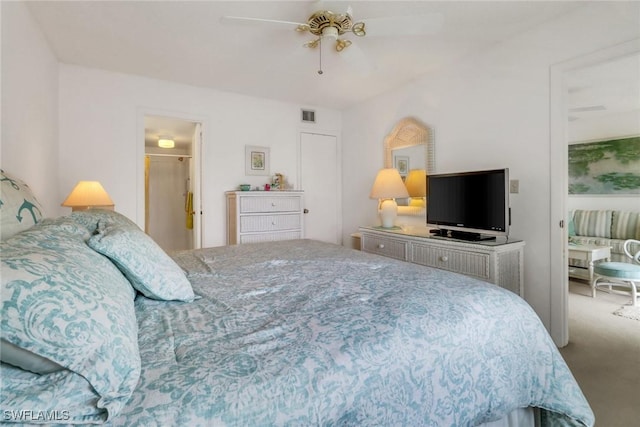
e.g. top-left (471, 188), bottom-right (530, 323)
top-left (0, 169), bottom-right (46, 240)
top-left (88, 221), bottom-right (196, 302)
top-left (70, 208), bottom-right (138, 234)
top-left (1, 216), bottom-right (140, 421)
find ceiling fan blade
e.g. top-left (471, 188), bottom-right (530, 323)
top-left (346, 5), bottom-right (353, 17)
top-left (360, 13), bottom-right (444, 37)
top-left (339, 42), bottom-right (376, 76)
top-left (220, 15), bottom-right (307, 30)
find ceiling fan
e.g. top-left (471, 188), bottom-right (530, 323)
top-left (221, 4), bottom-right (443, 74)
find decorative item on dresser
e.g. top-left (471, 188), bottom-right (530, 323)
top-left (369, 168), bottom-right (409, 229)
top-left (359, 225), bottom-right (525, 296)
top-left (226, 190), bottom-right (304, 244)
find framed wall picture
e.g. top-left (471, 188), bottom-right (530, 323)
top-left (568, 135), bottom-right (640, 195)
top-left (245, 145), bottom-right (270, 176)
top-left (394, 156), bottom-right (409, 176)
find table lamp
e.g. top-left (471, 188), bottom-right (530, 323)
top-left (369, 168), bottom-right (409, 228)
top-left (61, 181), bottom-right (114, 211)
top-left (404, 169), bottom-right (427, 207)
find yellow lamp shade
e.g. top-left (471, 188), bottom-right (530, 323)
top-left (405, 169), bottom-right (426, 197)
top-left (61, 181), bottom-right (114, 211)
top-left (405, 169), bottom-right (426, 208)
top-left (369, 168), bottom-right (410, 199)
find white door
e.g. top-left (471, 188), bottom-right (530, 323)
top-left (299, 132), bottom-right (340, 244)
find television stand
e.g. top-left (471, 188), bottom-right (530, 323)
top-left (359, 225), bottom-right (525, 296)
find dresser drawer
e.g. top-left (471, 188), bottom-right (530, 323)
top-left (239, 196), bottom-right (302, 213)
top-left (411, 244), bottom-right (490, 280)
top-left (239, 231), bottom-right (302, 244)
top-left (240, 214), bottom-right (301, 233)
top-left (361, 235), bottom-right (408, 261)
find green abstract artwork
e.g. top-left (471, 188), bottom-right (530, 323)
top-left (568, 136), bottom-right (640, 195)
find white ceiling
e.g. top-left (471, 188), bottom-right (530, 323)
top-left (25, 1), bottom-right (638, 144)
top-left (27, 0), bottom-right (585, 110)
top-left (567, 53), bottom-right (640, 123)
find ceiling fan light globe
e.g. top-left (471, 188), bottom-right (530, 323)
top-left (322, 26), bottom-right (338, 39)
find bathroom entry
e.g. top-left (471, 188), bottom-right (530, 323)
top-left (144, 115), bottom-right (201, 252)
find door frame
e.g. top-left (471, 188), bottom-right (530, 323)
top-left (549, 38), bottom-right (640, 347)
top-left (297, 129), bottom-right (343, 245)
top-left (136, 107), bottom-right (208, 249)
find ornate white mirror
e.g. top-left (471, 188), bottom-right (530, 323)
top-left (383, 117), bottom-right (434, 218)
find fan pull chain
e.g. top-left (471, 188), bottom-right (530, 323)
top-left (317, 37), bottom-right (323, 75)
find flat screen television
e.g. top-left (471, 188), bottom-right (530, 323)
top-left (426, 168), bottom-right (510, 241)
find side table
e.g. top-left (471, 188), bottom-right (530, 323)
top-left (568, 244), bottom-right (611, 283)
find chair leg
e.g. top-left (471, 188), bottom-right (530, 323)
top-left (591, 277), bottom-right (600, 298)
top-left (593, 276), bottom-right (639, 306)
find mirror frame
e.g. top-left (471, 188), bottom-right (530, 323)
top-left (384, 117), bottom-right (435, 173)
top-left (383, 117), bottom-right (435, 219)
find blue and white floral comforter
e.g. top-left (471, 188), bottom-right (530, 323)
top-left (110, 239), bottom-right (593, 426)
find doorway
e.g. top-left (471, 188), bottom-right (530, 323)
top-left (144, 114), bottom-right (202, 251)
top-left (549, 39), bottom-right (640, 346)
top-left (299, 132), bottom-right (341, 244)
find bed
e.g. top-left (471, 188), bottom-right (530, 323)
top-left (0, 171), bottom-right (594, 426)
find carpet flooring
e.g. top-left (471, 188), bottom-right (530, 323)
top-left (559, 281), bottom-right (640, 426)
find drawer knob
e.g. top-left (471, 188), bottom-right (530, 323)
top-left (440, 256), bottom-right (448, 262)
top-left (271, 202), bottom-right (276, 207)
top-left (272, 221), bottom-right (276, 225)
top-left (378, 244), bottom-right (385, 249)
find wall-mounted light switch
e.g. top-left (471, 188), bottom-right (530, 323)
top-left (510, 179), bottom-right (519, 194)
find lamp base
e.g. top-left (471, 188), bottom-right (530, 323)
top-left (379, 199), bottom-right (398, 228)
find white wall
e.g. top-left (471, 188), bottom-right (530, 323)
top-left (58, 65), bottom-right (341, 247)
top-left (1, 1), bottom-right (59, 214)
top-left (342, 2), bottom-right (640, 330)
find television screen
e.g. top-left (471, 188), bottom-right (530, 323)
top-left (427, 168), bottom-right (509, 240)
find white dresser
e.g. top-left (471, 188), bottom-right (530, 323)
top-left (226, 191), bottom-right (304, 244)
top-left (359, 226), bottom-right (525, 297)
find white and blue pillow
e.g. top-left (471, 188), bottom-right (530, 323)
top-left (0, 169), bottom-right (45, 241)
top-left (87, 218), bottom-right (196, 302)
top-left (1, 190), bottom-right (196, 422)
top-left (1, 216), bottom-right (141, 422)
